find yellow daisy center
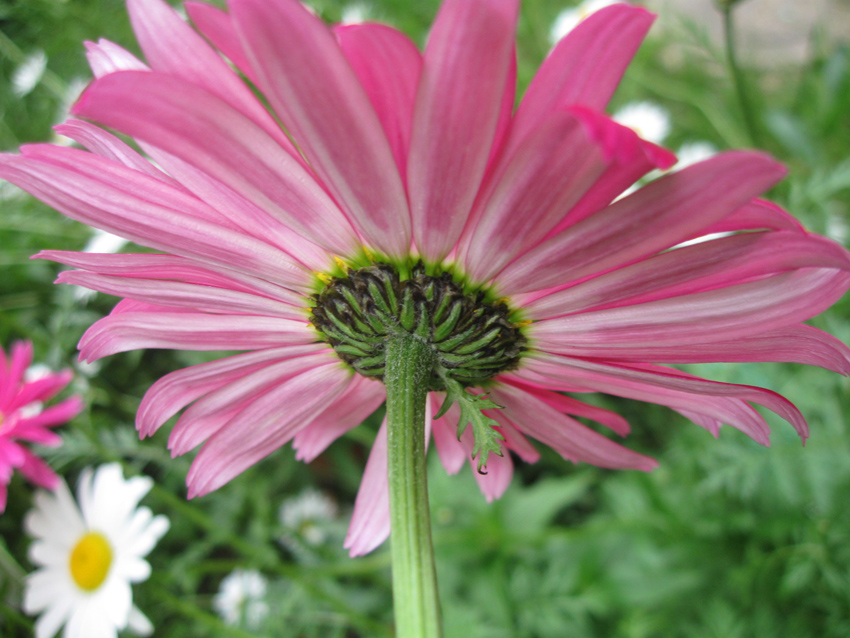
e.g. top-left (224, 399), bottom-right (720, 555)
top-left (68, 531), bottom-right (113, 591)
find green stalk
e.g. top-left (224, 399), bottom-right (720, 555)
top-left (384, 333), bottom-right (443, 638)
top-left (721, 4), bottom-right (761, 146)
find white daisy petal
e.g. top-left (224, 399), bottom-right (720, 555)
top-left (123, 514), bottom-right (169, 558)
top-left (28, 540), bottom-right (70, 567)
top-left (26, 481), bottom-right (85, 542)
top-left (25, 569), bottom-right (70, 613)
top-left (127, 605), bottom-right (154, 636)
top-left (114, 557), bottom-right (151, 583)
top-left (95, 576), bottom-right (132, 629)
top-left (33, 592), bottom-right (74, 638)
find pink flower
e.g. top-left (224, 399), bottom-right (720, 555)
top-left (1, 0), bottom-right (848, 554)
top-left (0, 341), bottom-right (82, 511)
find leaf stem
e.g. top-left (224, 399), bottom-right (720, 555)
top-left (384, 333), bottom-right (443, 638)
top-left (721, 3), bottom-right (761, 146)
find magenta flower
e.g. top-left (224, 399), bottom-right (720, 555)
top-left (0, 341), bottom-right (82, 512)
top-left (1, 0), bottom-right (848, 556)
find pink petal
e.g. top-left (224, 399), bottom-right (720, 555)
top-left (529, 268), bottom-right (850, 352)
top-left (518, 354), bottom-right (808, 443)
top-left (429, 395), bottom-right (466, 475)
top-left (37, 251), bottom-right (298, 301)
top-left (127, 0), bottom-right (301, 159)
top-left (0, 153), bottom-right (313, 291)
top-left (72, 71), bottom-right (360, 258)
top-left (0, 342), bottom-right (33, 409)
top-left (344, 418), bottom-right (390, 557)
top-left (125, 143), bottom-right (334, 271)
top-left (136, 345), bottom-right (325, 437)
top-left (490, 384), bottom-right (657, 471)
top-left (17, 450), bottom-right (59, 490)
top-left (185, 2), bottom-right (258, 84)
top-left (14, 397), bottom-right (83, 435)
top-left (85, 39), bottom-right (148, 77)
top-left (77, 311), bottom-right (315, 363)
top-left (186, 361), bottom-right (350, 497)
top-left (231, 0), bottom-right (411, 258)
top-left (293, 376), bottom-right (386, 462)
top-left (21, 142), bottom-right (236, 230)
top-left (334, 23), bottom-right (422, 179)
top-left (485, 47), bottom-right (516, 175)
top-left (57, 270), bottom-right (304, 319)
top-left (407, 0), bottom-right (519, 262)
top-left (7, 369), bottom-right (72, 412)
top-left (54, 119), bottom-right (177, 185)
top-left (170, 351), bottom-right (340, 455)
top-left (8, 341), bottom-right (33, 393)
top-left (0, 440), bottom-right (26, 472)
top-left (459, 108), bottom-right (608, 282)
top-left (501, 379), bottom-right (631, 436)
top-left (523, 230), bottom-right (850, 318)
top-left (512, 4), bottom-right (654, 144)
top-left (494, 151), bottom-right (787, 295)
top-left (698, 198), bottom-right (805, 236)
top-left (541, 107), bottom-right (677, 236)
top-left (535, 325), bottom-right (850, 375)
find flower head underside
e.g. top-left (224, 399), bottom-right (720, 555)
top-left (1, 0), bottom-right (849, 556)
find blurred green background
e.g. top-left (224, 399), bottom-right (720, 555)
top-left (1, 0), bottom-right (850, 636)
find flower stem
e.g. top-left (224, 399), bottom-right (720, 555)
top-left (721, 4), bottom-right (761, 146)
top-left (384, 332), bottom-right (443, 638)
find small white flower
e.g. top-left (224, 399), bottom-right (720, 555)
top-left (341, 3), bottom-right (370, 24)
top-left (12, 50), bottom-right (48, 98)
top-left (613, 101), bottom-right (671, 145)
top-left (23, 463), bottom-right (169, 638)
top-left (82, 229), bottom-right (129, 255)
top-left (0, 181), bottom-right (26, 203)
top-left (279, 489), bottom-right (338, 546)
top-left (550, 0), bottom-right (619, 45)
top-left (675, 141), bottom-right (718, 170)
top-left (19, 364), bottom-right (53, 419)
top-left (826, 213), bottom-right (848, 245)
top-left (213, 569), bottom-right (269, 629)
top-left (54, 77), bottom-right (89, 141)
top-left (74, 230), bottom-right (130, 302)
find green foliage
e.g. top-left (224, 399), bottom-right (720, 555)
top-left (2, 0), bottom-right (850, 636)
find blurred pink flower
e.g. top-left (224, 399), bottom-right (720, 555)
top-left (0, 341), bottom-right (82, 511)
top-left (1, 0), bottom-right (849, 554)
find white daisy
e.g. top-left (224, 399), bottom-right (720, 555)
top-left (213, 569), bottom-right (269, 629)
top-left (23, 463), bottom-right (169, 638)
top-left (612, 101), bottom-right (671, 145)
top-left (549, 0), bottom-right (620, 45)
top-left (279, 489), bottom-right (338, 547)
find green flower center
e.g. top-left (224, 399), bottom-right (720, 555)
top-left (310, 263), bottom-right (527, 390)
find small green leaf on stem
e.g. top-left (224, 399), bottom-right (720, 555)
top-left (437, 376), bottom-right (506, 473)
